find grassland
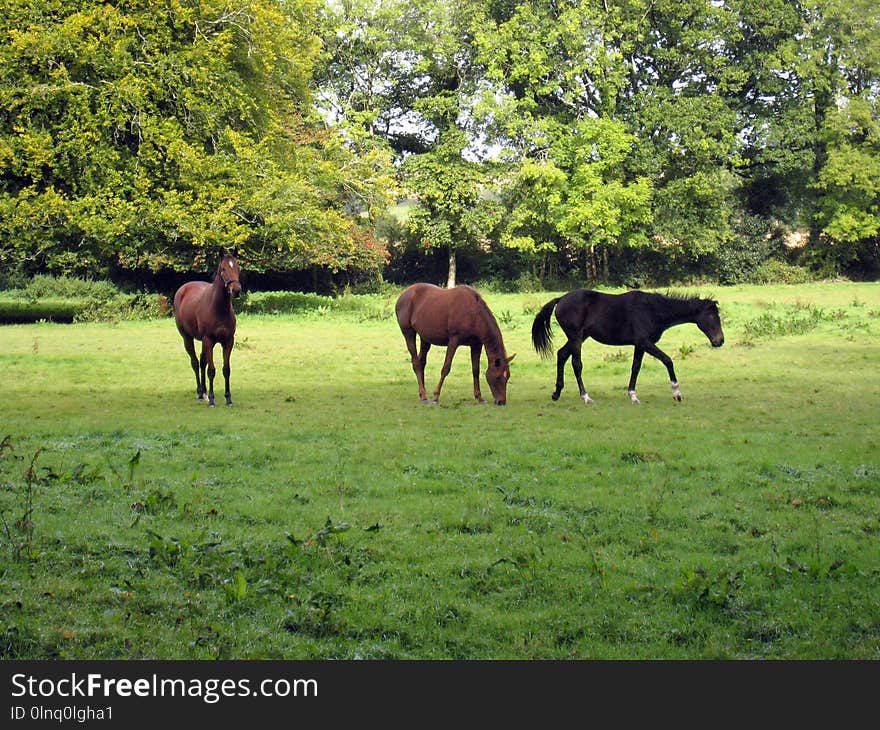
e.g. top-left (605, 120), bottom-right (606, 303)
top-left (1, 282), bottom-right (878, 659)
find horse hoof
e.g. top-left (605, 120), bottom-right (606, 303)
top-left (420, 399), bottom-right (430, 405)
top-left (226, 401), bottom-right (234, 407)
top-left (582, 395), bottom-right (594, 405)
top-left (551, 392), bottom-right (560, 401)
top-left (430, 400), bottom-right (440, 406)
top-left (673, 394), bottom-right (682, 402)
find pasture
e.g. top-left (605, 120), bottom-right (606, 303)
top-left (1, 282), bottom-right (878, 659)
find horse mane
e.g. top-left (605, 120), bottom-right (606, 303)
top-left (472, 290), bottom-right (506, 355)
top-left (659, 290), bottom-right (718, 308)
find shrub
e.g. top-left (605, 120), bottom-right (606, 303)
top-left (751, 260), bottom-right (815, 285)
top-left (238, 291), bottom-right (335, 315)
top-left (712, 216), bottom-right (777, 285)
top-left (0, 276), bottom-right (166, 323)
top-left (74, 292), bottom-right (166, 323)
top-left (238, 290), bottom-right (397, 321)
top-left (0, 298), bottom-right (79, 323)
top-left (24, 275), bottom-right (119, 300)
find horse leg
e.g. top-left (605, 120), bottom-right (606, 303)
top-left (570, 340), bottom-right (593, 404)
top-left (644, 343), bottom-right (681, 401)
top-left (628, 347), bottom-right (645, 404)
top-left (403, 329), bottom-right (428, 403)
top-left (198, 342), bottom-right (210, 402)
top-left (201, 337), bottom-right (217, 407)
top-left (470, 344), bottom-right (486, 404)
top-left (552, 342), bottom-right (572, 401)
top-left (432, 339), bottom-right (459, 404)
top-left (182, 335), bottom-right (203, 400)
top-left (222, 338), bottom-right (233, 406)
top-left (417, 338), bottom-right (431, 403)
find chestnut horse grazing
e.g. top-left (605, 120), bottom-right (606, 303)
top-left (396, 283), bottom-right (515, 405)
top-left (173, 253), bottom-right (243, 407)
top-left (532, 289), bottom-right (724, 404)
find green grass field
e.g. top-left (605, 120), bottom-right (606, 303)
top-left (1, 282), bottom-right (878, 659)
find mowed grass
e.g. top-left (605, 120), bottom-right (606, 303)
top-left (1, 282), bottom-right (878, 659)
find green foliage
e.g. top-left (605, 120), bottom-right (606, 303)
top-left (740, 302), bottom-right (844, 343)
top-left (3, 0), bottom-right (880, 287)
top-left (751, 260), bottom-right (816, 285)
top-left (239, 290), bottom-right (396, 319)
top-left (812, 97), bottom-right (880, 273)
top-left (403, 134), bottom-right (500, 250)
top-left (0, 299), bottom-right (80, 324)
top-left (712, 216), bottom-right (777, 285)
top-left (0, 275), bottom-right (166, 322)
top-left (239, 291), bottom-right (336, 315)
top-left (0, 0), bottom-right (393, 280)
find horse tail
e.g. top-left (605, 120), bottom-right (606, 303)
top-left (531, 297), bottom-right (560, 359)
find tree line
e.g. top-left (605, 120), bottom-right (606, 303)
top-left (1, 0), bottom-right (878, 292)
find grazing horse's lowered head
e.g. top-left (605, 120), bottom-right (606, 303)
top-left (486, 352), bottom-right (516, 405)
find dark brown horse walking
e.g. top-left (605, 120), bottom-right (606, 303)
top-left (396, 283), bottom-right (515, 405)
top-left (532, 289), bottom-right (724, 404)
top-left (173, 253), bottom-right (243, 406)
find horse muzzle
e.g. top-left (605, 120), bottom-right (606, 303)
top-left (494, 399), bottom-right (506, 406)
top-left (712, 336), bottom-right (724, 347)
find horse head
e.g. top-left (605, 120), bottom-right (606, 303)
top-left (486, 353), bottom-right (516, 405)
top-left (696, 300), bottom-right (724, 347)
top-left (219, 253), bottom-right (242, 299)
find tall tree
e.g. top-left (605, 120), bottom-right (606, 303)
top-left (800, 0), bottom-right (880, 273)
top-left (0, 0), bottom-right (393, 280)
top-left (318, 0), bottom-right (498, 286)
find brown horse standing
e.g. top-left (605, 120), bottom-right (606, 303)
top-left (395, 283), bottom-right (515, 405)
top-left (173, 253), bottom-right (242, 407)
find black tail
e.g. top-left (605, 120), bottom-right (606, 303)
top-left (531, 297), bottom-right (560, 359)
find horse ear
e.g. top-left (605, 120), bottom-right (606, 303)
top-left (506, 353), bottom-right (516, 364)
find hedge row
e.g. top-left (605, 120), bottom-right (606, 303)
top-left (0, 298), bottom-right (79, 323)
top-left (0, 285), bottom-right (394, 324)
top-left (0, 293), bottom-right (167, 324)
top-left (237, 291), bottom-right (336, 314)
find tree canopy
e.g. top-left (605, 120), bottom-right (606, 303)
top-left (0, 0), bottom-right (394, 281)
top-left (2, 0), bottom-right (878, 287)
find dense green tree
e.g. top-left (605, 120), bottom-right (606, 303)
top-left (479, 0), bottom-right (747, 278)
top-left (813, 97), bottom-right (880, 273)
top-left (318, 0), bottom-right (501, 286)
top-left (799, 0), bottom-right (880, 273)
top-left (402, 128), bottom-right (502, 286)
top-left (3, 0), bottom-right (879, 287)
top-left (0, 0), bottom-right (392, 281)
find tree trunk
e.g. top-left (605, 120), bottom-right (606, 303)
top-left (446, 248), bottom-right (457, 288)
top-left (586, 244), bottom-right (597, 281)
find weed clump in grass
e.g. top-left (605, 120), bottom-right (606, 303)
top-left (740, 303), bottom-right (844, 344)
